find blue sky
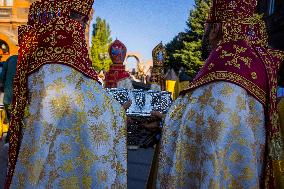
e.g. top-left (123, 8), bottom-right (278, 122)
top-left (90, 0), bottom-right (194, 69)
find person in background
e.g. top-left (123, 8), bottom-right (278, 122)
top-left (105, 39), bottom-right (134, 89)
top-left (0, 61), bottom-right (4, 73)
top-left (0, 55), bottom-right (17, 143)
top-left (0, 60), bottom-right (7, 189)
top-left (0, 61), bottom-right (5, 107)
top-left (0, 61), bottom-right (5, 137)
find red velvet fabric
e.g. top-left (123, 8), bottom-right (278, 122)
top-left (182, 40), bottom-right (268, 105)
top-left (105, 64), bottom-right (130, 88)
top-left (207, 0), bottom-right (257, 23)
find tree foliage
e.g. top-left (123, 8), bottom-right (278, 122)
top-left (165, 0), bottom-right (211, 78)
top-left (164, 32), bottom-right (188, 72)
top-left (90, 17), bottom-right (113, 71)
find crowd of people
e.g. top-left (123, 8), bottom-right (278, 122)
top-left (0, 0), bottom-right (283, 188)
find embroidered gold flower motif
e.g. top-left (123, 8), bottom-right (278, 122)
top-left (31, 74), bottom-right (44, 86)
top-left (61, 143), bottom-right (72, 155)
top-left (198, 86), bottom-right (213, 107)
top-left (18, 144), bottom-right (32, 165)
top-left (237, 95), bottom-right (246, 110)
top-left (62, 159), bottom-right (74, 173)
top-left (97, 170), bottom-right (107, 183)
top-left (221, 83), bottom-right (234, 97)
top-left (47, 78), bottom-right (66, 93)
top-left (88, 106), bottom-right (103, 117)
top-left (50, 93), bottom-right (73, 119)
top-left (103, 95), bottom-right (112, 109)
top-left (28, 159), bottom-right (45, 185)
top-left (114, 162), bottom-right (126, 175)
top-left (175, 160), bottom-right (184, 175)
top-left (230, 111), bottom-right (241, 127)
top-left (238, 138), bottom-right (248, 146)
top-left (60, 176), bottom-right (80, 189)
top-left (195, 111), bottom-right (205, 127)
top-left (184, 126), bottom-right (194, 139)
top-left (229, 178), bottom-right (244, 189)
top-left (169, 104), bottom-right (186, 120)
top-left (229, 151), bottom-right (244, 163)
top-left (86, 90), bottom-right (95, 100)
top-left (89, 122), bottom-right (110, 146)
top-left (82, 176), bottom-right (92, 188)
top-left (75, 93), bottom-right (84, 109)
top-left (223, 165), bottom-right (230, 180)
top-left (186, 109), bottom-right (196, 120)
top-left (246, 113), bottom-right (262, 132)
top-left (214, 99), bottom-right (229, 114)
top-left (47, 153), bottom-right (56, 166)
top-left (209, 178), bottom-right (220, 189)
top-left (76, 146), bottom-right (99, 172)
top-left (66, 69), bottom-right (80, 84)
top-left (48, 64), bottom-right (63, 74)
top-left (239, 167), bottom-right (254, 180)
top-left (18, 173), bottom-right (25, 187)
top-left (39, 168), bottom-right (46, 181)
top-left (48, 169), bottom-right (59, 185)
top-left (205, 117), bottom-right (226, 143)
top-left (75, 77), bottom-right (85, 90)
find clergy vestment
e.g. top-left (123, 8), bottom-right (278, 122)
top-left (10, 64), bottom-right (127, 188)
top-left (157, 82), bottom-right (266, 188)
top-left (5, 1), bottom-right (127, 188)
top-left (155, 0), bottom-right (284, 188)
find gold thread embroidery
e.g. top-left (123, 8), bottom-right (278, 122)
top-left (220, 45), bottom-right (252, 69)
top-left (182, 71), bottom-right (266, 105)
top-left (251, 72), bottom-right (257, 80)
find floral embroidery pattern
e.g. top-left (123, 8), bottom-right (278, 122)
top-left (10, 64), bottom-right (127, 188)
top-left (157, 82), bottom-right (266, 188)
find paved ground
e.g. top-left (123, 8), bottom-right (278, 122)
top-left (0, 137), bottom-right (155, 189)
top-left (128, 148), bottom-right (155, 189)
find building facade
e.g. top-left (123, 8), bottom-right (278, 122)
top-left (258, 0), bottom-right (284, 51)
top-left (0, 0), bottom-right (36, 61)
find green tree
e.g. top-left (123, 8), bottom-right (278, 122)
top-left (165, 0), bottom-right (211, 78)
top-left (164, 32), bottom-right (187, 71)
top-left (90, 17), bottom-right (113, 71)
